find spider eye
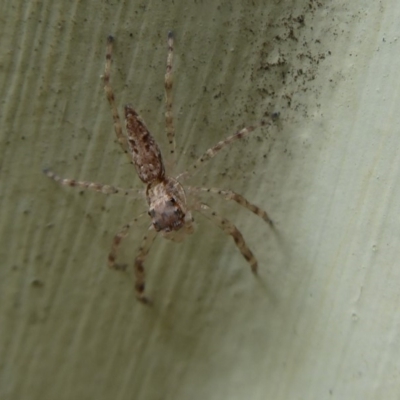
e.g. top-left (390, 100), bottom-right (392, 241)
top-left (166, 197), bottom-right (176, 207)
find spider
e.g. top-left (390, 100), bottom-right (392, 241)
top-left (44, 33), bottom-right (277, 304)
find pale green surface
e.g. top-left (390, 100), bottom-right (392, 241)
top-left (1, 1), bottom-right (400, 399)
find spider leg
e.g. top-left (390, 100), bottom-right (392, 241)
top-left (134, 226), bottom-right (158, 304)
top-left (177, 115), bottom-right (277, 182)
top-left (188, 186), bottom-right (273, 227)
top-left (196, 203), bottom-right (258, 273)
top-left (108, 214), bottom-right (146, 270)
top-left (165, 32), bottom-right (176, 168)
top-left (104, 35), bottom-right (132, 162)
top-left (43, 169), bottom-right (145, 199)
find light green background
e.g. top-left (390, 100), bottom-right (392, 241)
top-left (1, 1), bottom-right (400, 399)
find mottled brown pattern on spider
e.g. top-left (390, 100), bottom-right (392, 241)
top-left (44, 32), bottom-right (278, 304)
top-left (125, 106), bottom-right (165, 183)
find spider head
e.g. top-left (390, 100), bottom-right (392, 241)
top-left (146, 178), bottom-right (193, 239)
top-left (148, 196), bottom-right (185, 233)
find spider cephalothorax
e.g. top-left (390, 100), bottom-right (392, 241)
top-left (44, 33), bottom-right (276, 304)
top-left (146, 177), bottom-right (193, 241)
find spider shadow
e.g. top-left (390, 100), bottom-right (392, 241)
top-left (252, 221), bottom-right (290, 306)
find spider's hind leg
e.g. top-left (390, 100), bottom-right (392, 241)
top-left (164, 32), bottom-right (176, 169)
top-left (196, 203), bottom-right (258, 273)
top-left (104, 36), bottom-right (131, 162)
top-left (177, 114), bottom-right (278, 182)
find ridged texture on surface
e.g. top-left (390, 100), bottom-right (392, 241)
top-left (1, 1), bottom-right (400, 399)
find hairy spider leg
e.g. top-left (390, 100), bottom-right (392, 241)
top-left (177, 117), bottom-right (276, 182)
top-left (104, 35), bottom-right (132, 162)
top-left (44, 33), bottom-right (276, 304)
top-left (134, 227), bottom-right (158, 304)
top-left (108, 214), bottom-right (146, 270)
top-left (188, 186), bottom-right (274, 227)
top-left (44, 169), bottom-right (144, 198)
top-left (165, 31), bottom-right (176, 168)
top-left (196, 203), bottom-right (258, 273)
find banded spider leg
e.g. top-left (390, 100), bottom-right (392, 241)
top-left (44, 32), bottom-right (277, 304)
top-left (178, 117), bottom-right (277, 274)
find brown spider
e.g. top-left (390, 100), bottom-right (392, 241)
top-left (44, 33), bottom-right (277, 304)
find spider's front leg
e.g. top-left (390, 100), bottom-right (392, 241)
top-left (196, 203), bottom-right (258, 273)
top-left (108, 215), bottom-right (146, 271)
top-left (109, 219), bottom-right (157, 304)
top-left (134, 227), bottom-right (157, 304)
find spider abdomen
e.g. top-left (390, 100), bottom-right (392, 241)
top-left (125, 105), bottom-right (165, 183)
